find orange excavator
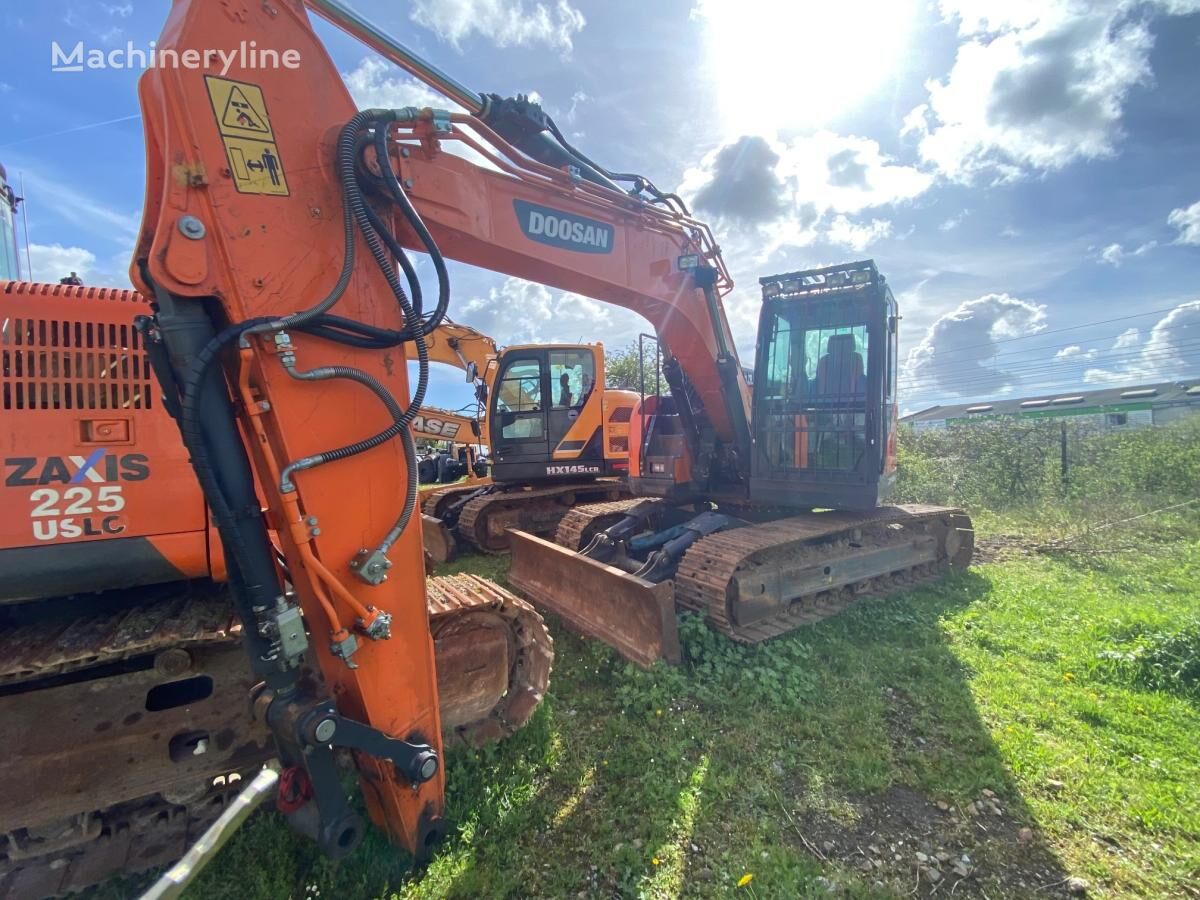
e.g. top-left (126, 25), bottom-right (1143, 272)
top-left (2, 0), bottom-right (971, 892)
top-left (421, 339), bottom-right (638, 556)
top-left (414, 320), bottom-right (638, 559)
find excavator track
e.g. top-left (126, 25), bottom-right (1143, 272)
top-left (675, 505), bottom-right (973, 644)
top-left (554, 498), bottom-right (645, 551)
top-left (0, 576), bottom-right (552, 899)
top-left (457, 481), bottom-right (629, 553)
top-left (426, 574), bottom-right (554, 746)
top-left (421, 485), bottom-right (491, 564)
top-left (421, 482), bottom-right (485, 520)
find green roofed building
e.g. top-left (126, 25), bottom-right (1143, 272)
top-left (901, 380), bottom-right (1200, 432)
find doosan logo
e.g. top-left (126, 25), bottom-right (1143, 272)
top-left (514, 200), bottom-right (613, 254)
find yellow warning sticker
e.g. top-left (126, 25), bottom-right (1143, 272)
top-left (205, 76), bottom-right (289, 197)
top-left (221, 136), bottom-right (289, 196)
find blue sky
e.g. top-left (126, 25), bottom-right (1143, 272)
top-left (3, 0), bottom-right (1199, 414)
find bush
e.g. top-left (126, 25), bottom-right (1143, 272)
top-left (894, 417), bottom-right (1200, 513)
top-left (1093, 618), bottom-right (1200, 701)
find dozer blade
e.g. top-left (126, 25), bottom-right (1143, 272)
top-left (422, 513), bottom-right (458, 564)
top-left (508, 530), bottom-right (680, 669)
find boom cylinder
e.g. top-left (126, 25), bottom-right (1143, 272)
top-left (305, 0), bottom-right (484, 113)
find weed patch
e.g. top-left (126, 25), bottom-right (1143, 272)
top-left (1092, 616), bottom-right (1200, 701)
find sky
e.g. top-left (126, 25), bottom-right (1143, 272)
top-left (3, 0), bottom-right (1199, 414)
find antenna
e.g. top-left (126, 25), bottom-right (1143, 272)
top-left (19, 172), bottom-right (31, 280)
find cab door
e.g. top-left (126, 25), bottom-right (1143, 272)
top-left (490, 355), bottom-right (549, 476)
top-left (545, 347), bottom-right (598, 459)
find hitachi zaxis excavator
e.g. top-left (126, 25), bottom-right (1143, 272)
top-left (0, 0), bottom-right (970, 893)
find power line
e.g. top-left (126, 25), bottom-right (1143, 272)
top-left (0, 114), bottom-right (143, 150)
top-left (900, 321), bottom-right (1193, 368)
top-left (897, 345), bottom-right (1200, 403)
top-left (897, 339), bottom-right (1200, 394)
top-left (898, 340), bottom-right (1200, 389)
top-left (900, 357), bottom-right (1200, 407)
top-left (899, 304), bottom-right (1185, 359)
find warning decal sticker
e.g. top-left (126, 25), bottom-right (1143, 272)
top-left (205, 76), bottom-right (289, 196)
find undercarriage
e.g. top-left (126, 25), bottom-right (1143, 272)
top-left (0, 575), bottom-right (552, 898)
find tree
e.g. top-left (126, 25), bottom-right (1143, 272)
top-left (604, 340), bottom-right (666, 392)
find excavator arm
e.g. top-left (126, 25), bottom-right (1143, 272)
top-left (133, 0), bottom-right (451, 859)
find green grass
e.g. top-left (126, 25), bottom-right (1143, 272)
top-left (172, 516), bottom-right (1200, 900)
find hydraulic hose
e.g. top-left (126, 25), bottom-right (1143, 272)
top-left (169, 108), bottom-right (449, 603)
top-left (371, 124), bottom-right (450, 337)
top-left (279, 361), bottom-right (421, 552)
top-left (543, 116), bottom-right (691, 216)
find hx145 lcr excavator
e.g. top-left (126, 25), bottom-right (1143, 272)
top-left (415, 321), bottom-right (638, 559)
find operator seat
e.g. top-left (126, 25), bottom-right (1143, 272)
top-left (815, 333), bottom-right (864, 397)
top-left (810, 333), bottom-right (866, 471)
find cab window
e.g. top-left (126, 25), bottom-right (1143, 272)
top-left (496, 358), bottom-right (544, 440)
top-left (549, 349), bottom-right (594, 409)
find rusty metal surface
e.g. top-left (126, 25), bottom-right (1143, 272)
top-left (0, 643), bottom-right (272, 834)
top-left (428, 574), bottom-right (553, 745)
top-left (508, 530), bottom-right (680, 668)
top-left (0, 581), bottom-right (238, 686)
top-left (0, 776), bottom-right (257, 900)
top-left (421, 514), bottom-right (458, 564)
top-left (457, 481), bottom-right (629, 553)
top-left (676, 505), bottom-right (974, 644)
top-left (0, 573), bottom-right (552, 896)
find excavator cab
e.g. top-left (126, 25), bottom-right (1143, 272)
top-left (489, 344), bottom-right (619, 481)
top-left (750, 261), bottom-right (898, 510)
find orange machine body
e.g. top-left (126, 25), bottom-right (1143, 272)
top-left (0, 281), bottom-right (223, 601)
top-left (486, 340), bottom-right (637, 481)
top-left (133, 0), bottom-right (443, 849)
top-left (0, 280), bottom-right (491, 601)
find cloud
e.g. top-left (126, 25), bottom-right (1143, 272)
top-left (457, 276), bottom-right (646, 347)
top-left (1096, 240), bottom-right (1157, 266)
top-left (21, 171), bottom-right (139, 243)
top-left (342, 57), bottom-right (463, 112)
top-left (410, 0), bottom-right (586, 53)
top-left (1114, 326), bottom-right (1140, 349)
top-left (103, 3), bottom-right (132, 16)
top-left (938, 210), bottom-right (968, 231)
top-left (907, 1), bottom-right (1197, 182)
top-left (690, 136), bottom-right (788, 225)
top-left (565, 90), bottom-right (587, 125)
top-left (1084, 301), bottom-right (1200, 383)
top-left (23, 243), bottom-right (132, 288)
top-left (826, 216), bottom-right (892, 252)
top-left (26, 243), bottom-right (96, 283)
top-left (903, 293), bottom-right (1048, 396)
top-left (1055, 344), bottom-right (1097, 360)
top-left (1168, 199), bottom-right (1200, 245)
top-left (682, 131), bottom-right (931, 254)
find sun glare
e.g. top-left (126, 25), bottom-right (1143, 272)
top-left (696, 0), bottom-right (916, 133)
